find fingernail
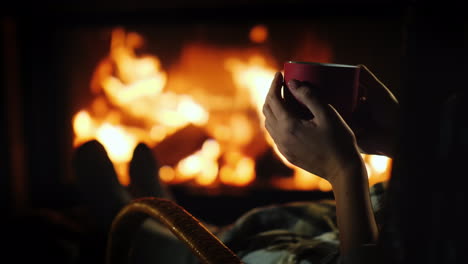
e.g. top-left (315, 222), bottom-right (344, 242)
top-left (288, 79), bottom-right (298, 90)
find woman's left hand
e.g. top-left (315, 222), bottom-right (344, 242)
top-left (262, 72), bottom-right (364, 185)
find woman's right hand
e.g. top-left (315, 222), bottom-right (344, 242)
top-left (262, 72), bottom-right (364, 185)
top-left (350, 65), bottom-right (400, 158)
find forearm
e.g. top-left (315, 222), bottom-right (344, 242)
top-left (330, 156), bottom-right (378, 255)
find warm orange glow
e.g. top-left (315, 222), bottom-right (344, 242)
top-left (365, 163), bottom-right (373, 179)
top-left (292, 169), bottom-right (320, 190)
top-left (230, 114), bottom-right (255, 145)
top-left (220, 156), bottom-right (255, 186)
top-left (318, 178), bottom-right (332, 192)
top-left (196, 162), bottom-right (219, 186)
top-left (249, 24), bottom-right (269, 43)
top-left (150, 125), bottom-right (167, 142)
top-left (114, 162), bottom-right (130, 186)
top-left (73, 28), bottom-right (209, 185)
top-left (96, 123), bottom-right (137, 163)
top-left (368, 155), bottom-right (390, 174)
top-left (178, 97), bottom-right (210, 125)
top-left (73, 111), bottom-right (94, 144)
top-left (201, 139), bottom-right (221, 159)
top-left (177, 154), bottom-right (203, 180)
top-left (365, 155), bottom-right (392, 186)
top-left (225, 56), bottom-right (277, 118)
top-left (170, 139), bottom-right (222, 185)
top-left (235, 157), bottom-right (255, 185)
top-left (218, 152), bottom-right (255, 186)
top-left (159, 165), bottom-right (176, 182)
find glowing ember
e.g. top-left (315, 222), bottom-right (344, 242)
top-left (73, 110), bottom-right (93, 141)
top-left (220, 153), bottom-right (255, 186)
top-left (159, 165), bottom-right (176, 182)
top-left (249, 24), bottom-right (269, 43)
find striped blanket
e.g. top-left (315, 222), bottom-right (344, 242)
top-left (217, 182), bottom-right (388, 264)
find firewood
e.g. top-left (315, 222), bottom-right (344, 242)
top-left (152, 125), bottom-right (210, 167)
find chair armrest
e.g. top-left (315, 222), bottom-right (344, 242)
top-left (106, 197), bottom-right (243, 264)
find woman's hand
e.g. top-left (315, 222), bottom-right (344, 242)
top-left (350, 65), bottom-right (399, 158)
top-left (262, 72), bottom-right (364, 185)
top-left (263, 72), bottom-right (378, 255)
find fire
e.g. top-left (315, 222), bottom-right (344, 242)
top-left (95, 124), bottom-right (137, 163)
top-left (365, 154), bottom-right (392, 186)
top-left (219, 152), bottom-right (255, 186)
top-left (173, 139), bottom-right (221, 186)
top-left (225, 56), bottom-right (277, 117)
top-left (73, 110), bottom-right (93, 140)
top-left (72, 28), bottom-right (209, 185)
top-left (72, 26), bottom-right (392, 191)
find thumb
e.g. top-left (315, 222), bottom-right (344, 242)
top-left (288, 79), bottom-right (330, 121)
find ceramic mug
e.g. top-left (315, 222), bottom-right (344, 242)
top-left (283, 61), bottom-right (361, 122)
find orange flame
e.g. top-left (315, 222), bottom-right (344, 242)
top-left (72, 28), bottom-right (209, 185)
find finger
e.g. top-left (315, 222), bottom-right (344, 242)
top-left (264, 118), bottom-right (277, 139)
top-left (326, 104), bottom-right (352, 129)
top-left (288, 79), bottom-right (330, 122)
top-left (265, 72), bottom-right (292, 121)
top-left (262, 102), bottom-right (277, 123)
top-left (266, 71), bottom-right (283, 103)
top-left (358, 64), bottom-right (398, 103)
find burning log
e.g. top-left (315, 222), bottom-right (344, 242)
top-left (152, 124), bottom-right (210, 167)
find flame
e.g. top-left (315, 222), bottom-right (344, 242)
top-left (73, 110), bottom-right (94, 142)
top-left (220, 152), bottom-right (255, 186)
top-left (368, 155), bottom-right (390, 174)
top-left (292, 168), bottom-right (320, 190)
top-left (225, 56), bottom-right (276, 117)
top-left (365, 154), bottom-right (392, 186)
top-left (95, 124), bottom-right (137, 163)
top-left (170, 139), bottom-right (221, 186)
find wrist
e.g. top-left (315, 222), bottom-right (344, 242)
top-left (330, 154), bottom-right (378, 253)
top-left (329, 153), bottom-right (368, 190)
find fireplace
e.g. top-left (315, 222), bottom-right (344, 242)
top-left (2, 4), bottom-right (404, 225)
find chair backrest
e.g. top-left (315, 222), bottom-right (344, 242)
top-left (106, 197), bottom-right (243, 264)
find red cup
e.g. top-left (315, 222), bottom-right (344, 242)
top-left (283, 61), bottom-right (360, 122)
